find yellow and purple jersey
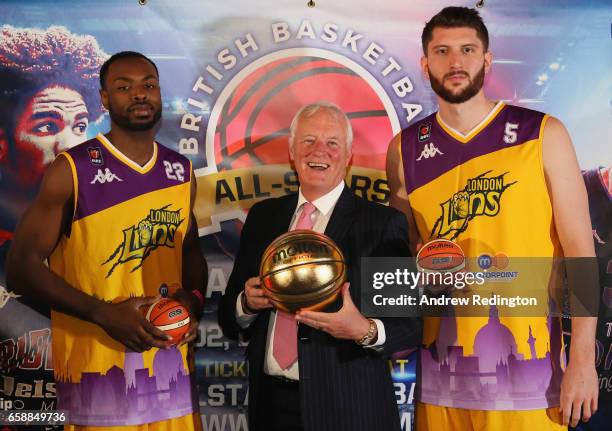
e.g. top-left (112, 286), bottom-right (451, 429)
top-left (400, 102), bottom-right (564, 410)
top-left (48, 134), bottom-right (197, 426)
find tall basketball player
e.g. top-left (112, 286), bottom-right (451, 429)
top-left (386, 7), bottom-right (598, 430)
top-left (7, 51), bottom-right (206, 430)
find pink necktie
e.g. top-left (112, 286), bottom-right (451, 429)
top-left (273, 202), bottom-right (317, 369)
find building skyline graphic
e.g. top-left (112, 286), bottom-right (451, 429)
top-left (419, 304), bottom-right (564, 410)
top-left (56, 348), bottom-right (197, 426)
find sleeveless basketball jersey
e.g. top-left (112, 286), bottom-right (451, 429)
top-left (583, 168), bottom-right (612, 405)
top-left (400, 102), bottom-right (564, 410)
top-left (48, 134), bottom-right (197, 426)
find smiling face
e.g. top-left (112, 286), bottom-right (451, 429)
top-left (100, 56), bottom-right (162, 132)
top-left (290, 108), bottom-right (352, 201)
top-left (422, 27), bottom-right (492, 104)
top-left (9, 85), bottom-right (89, 183)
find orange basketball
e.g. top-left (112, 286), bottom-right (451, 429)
top-left (417, 239), bottom-right (465, 273)
top-left (143, 298), bottom-right (190, 345)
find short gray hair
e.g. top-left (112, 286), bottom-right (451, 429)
top-left (288, 101), bottom-right (353, 150)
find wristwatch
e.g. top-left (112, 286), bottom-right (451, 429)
top-left (356, 318), bottom-right (378, 346)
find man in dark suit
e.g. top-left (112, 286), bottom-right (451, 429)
top-left (218, 101), bottom-right (422, 431)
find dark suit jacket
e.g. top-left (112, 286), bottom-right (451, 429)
top-left (218, 186), bottom-right (422, 431)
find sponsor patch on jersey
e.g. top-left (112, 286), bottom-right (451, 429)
top-left (418, 123), bottom-right (431, 142)
top-left (87, 147), bottom-right (104, 165)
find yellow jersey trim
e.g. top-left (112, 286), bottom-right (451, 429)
top-left (436, 101), bottom-right (506, 144)
top-left (95, 134), bottom-right (158, 174)
top-left (58, 152), bottom-right (78, 219)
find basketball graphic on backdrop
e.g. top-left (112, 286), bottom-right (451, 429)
top-left (260, 230), bottom-right (346, 313)
top-left (212, 54), bottom-right (395, 172)
top-left (197, 48), bottom-right (402, 236)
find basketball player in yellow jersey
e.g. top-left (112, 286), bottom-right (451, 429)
top-left (386, 7), bottom-right (598, 431)
top-left (7, 52), bottom-right (206, 430)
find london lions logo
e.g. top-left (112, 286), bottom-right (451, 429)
top-left (430, 171), bottom-right (516, 240)
top-left (102, 205), bottom-right (184, 277)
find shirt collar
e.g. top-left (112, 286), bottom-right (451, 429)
top-left (296, 180), bottom-right (345, 216)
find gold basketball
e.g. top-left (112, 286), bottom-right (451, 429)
top-left (260, 230), bottom-right (346, 313)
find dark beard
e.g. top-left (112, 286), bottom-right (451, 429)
top-left (108, 105), bottom-right (162, 131)
top-left (429, 65), bottom-right (485, 104)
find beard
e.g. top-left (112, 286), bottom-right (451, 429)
top-left (429, 65), bottom-right (485, 104)
top-left (108, 103), bottom-right (162, 132)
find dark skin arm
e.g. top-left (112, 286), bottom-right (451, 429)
top-left (173, 172), bottom-right (208, 346)
top-left (6, 155), bottom-right (170, 352)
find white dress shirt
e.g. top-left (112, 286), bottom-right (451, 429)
top-left (235, 180), bottom-right (386, 380)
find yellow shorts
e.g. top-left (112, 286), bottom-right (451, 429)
top-left (416, 402), bottom-right (565, 431)
top-left (64, 412), bottom-right (202, 431)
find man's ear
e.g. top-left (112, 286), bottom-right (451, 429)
top-left (484, 51), bottom-right (493, 75)
top-left (99, 88), bottom-right (109, 110)
top-left (420, 55), bottom-right (430, 81)
top-left (0, 128), bottom-right (8, 162)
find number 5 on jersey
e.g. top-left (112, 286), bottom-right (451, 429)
top-left (504, 122), bottom-right (519, 144)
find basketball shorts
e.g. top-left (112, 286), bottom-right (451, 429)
top-left (416, 402), bottom-right (565, 431)
top-left (64, 412), bottom-right (202, 431)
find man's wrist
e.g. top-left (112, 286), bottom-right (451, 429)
top-left (241, 291), bottom-right (257, 315)
top-left (356, 318), bottom-right (378, 346)
top-left (89, 299), bottom-right (110, 327)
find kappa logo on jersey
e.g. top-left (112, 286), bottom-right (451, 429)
top-left (430, 171), bottom-right (517, 240)
top-left (102, 204), bottom-right (184, 278)
top-left (418, 123), bottom-right (431, 142)
top-left (87, 147), bottom-right (103, 165)
top-left (0, 285), bottom-right (20, 309)
top-left (91, 168), bottom-right (123, 184)
top-left (416, 143), bottom-right (444, 161)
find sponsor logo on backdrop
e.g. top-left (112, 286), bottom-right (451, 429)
top-left (102, 205), bottom-right (183, 277)
top-left (177, 20), bottom-right (423, 235)
top-left (431, 171), bottom-right (516, 240)
top-left (477, 252), bottom-right (519, 281)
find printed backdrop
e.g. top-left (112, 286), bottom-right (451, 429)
top-left (0, 1), bottom-right (610, 430)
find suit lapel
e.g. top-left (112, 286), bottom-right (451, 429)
top-left (324, 185), bottom-right (358, 245)
top-left (268, 193), bottom-right (299, 240)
